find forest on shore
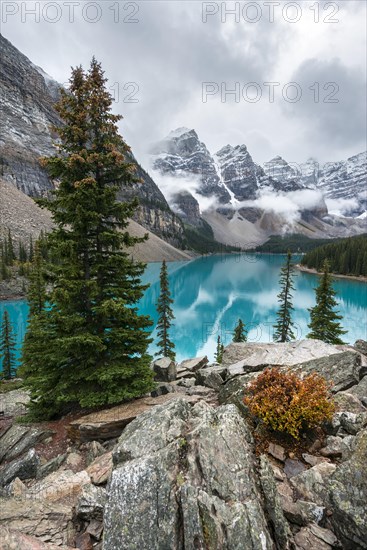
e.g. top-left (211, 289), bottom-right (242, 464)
top-left (301, 234), bottom-right (367, 277)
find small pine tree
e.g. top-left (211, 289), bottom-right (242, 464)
top-left (7, 229), bottom-right (15, 266)
top-left (0, 310), bottom-right (17, 380)
top-left (0, 253), bottom-right (10, 281)
top-left (233, 319), bottom-right (247, 343)
top-left (155, 260), bottom-right (175, 360)
top-left (307, 260), bottom-right (347, 344)
top-left (29, 235), bottom-right (34, 263)
top-left (273, 251), bottom-right (296, 342)
top-left (215, 335), bottom-right (224, 364)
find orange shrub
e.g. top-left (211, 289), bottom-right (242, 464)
top-left (243, 368), bottom-right (335, 439)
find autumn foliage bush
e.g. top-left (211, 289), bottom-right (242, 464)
top-left (243, 368), bottom-right (335, 439)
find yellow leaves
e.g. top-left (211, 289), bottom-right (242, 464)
top-left (74, 177), bottom-right (96, 189)
top-left (244, 368), bottom-right (335, 440)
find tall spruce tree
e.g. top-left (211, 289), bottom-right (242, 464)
top-left (273, 251), bottom-right (296, 342)
top-left (307, 260), bottom-right (346, 344)
top-left (233, 319), bottom-right (247, 343)
top-left (20, 59), bottom-right (154, 418)
top-left (0, 310), bottom-right (17, 380)
top-left (155, 260), bottom-right (175, 360)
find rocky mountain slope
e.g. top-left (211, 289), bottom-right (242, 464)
top-left (150, 128), bottom-right (366, 247)
top-left (0, 178), bottom-right (191, 265)
top-left (0, 34), bottom-right (186, 249)
top-left (264, 153), bottom-right (367, 217)
top-left (1, 339), bottom-right (366, 548)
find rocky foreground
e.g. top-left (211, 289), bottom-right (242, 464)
top-left (0, 339), bottom-right (367, 549)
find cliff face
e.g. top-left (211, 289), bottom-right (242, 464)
top-left (0, 34), bottom-right (61, 196)
top-left (0, 34), bottom-right (185, 248)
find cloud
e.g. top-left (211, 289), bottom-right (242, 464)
top-left (236, 188), bottom-right (325, 224)
top-left (325, 197), bottom-right (360, 216)
top-left (2, 0), bottom-right (366, 165)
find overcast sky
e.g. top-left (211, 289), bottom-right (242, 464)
top-left (3, 0), bottom-right (366, 167)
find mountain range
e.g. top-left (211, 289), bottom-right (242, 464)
top-left (150, 127), bottom-right (366, 247)
top-left (0, 33), bottom-right (366, 253)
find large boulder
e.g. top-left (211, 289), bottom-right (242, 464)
top-left (0, 388), bottom-right (30, 417)
top-left (347, 375), bottom-right (367, 405)
top-left (151, 357), bottom-right (177, 382)
top-left (328, 428), bottom-right (367, 549)
top-left (0, 497), bottom-right (75, 546)
top-left (68, 393), bottom-right (195, 441)
top-left (222, 339), bottom-right (343, 370)
top-left (194, 368), bottom-right (224, 390)
top-left (0, 424), bottom-right (53, 463)
top-left (289, 462), bottom-right (337, 506)
top-left (104, 398), bottom-right (280, 549)
top-left (25, 468), bottom-right (90, 503)
top-left (290, 351), bottom-right (364, 393)
top-left (222, 341), bottom-right (365, 395)
top-left (0, 448), bottom-right (40, 486)
top-left (354, 339), bottom-right (367, 356)
top-left (0, 526), bottom-right (74, 549)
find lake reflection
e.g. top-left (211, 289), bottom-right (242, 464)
top-left (1, 253), bottom-right (366, 367)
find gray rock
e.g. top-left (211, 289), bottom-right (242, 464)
top-left (284, 459), bottom-right (307, 479)
top-left (337, 411), bottom-right (367, 436)
top-left (333, 391), bottom-right (366, 413)
top-left (281, 495), bottom-right (325, 526)
top-left (178, 356), bottom-right (209, 372)
top-left (347, 376), bottom-right (367, 404)
top-left (290, 462), bottom-right (337, 506)
top-left (79, 440), bottom-right (105, 465)
top-left (297, 501), bottom-right (326, 525)
top-left (0, 448), bottom-right (40, 486)
top-left (151, 357), bottom-right (177, 382)
top-left (354, 339), bottom-right (367, 356)
top-left (0, 424), bottom-right (52, 463)
top-left (320, 435), bottom-right (355, 460)
top-left (0, 496), bottom-right (75, 546)
top-left (0, 388), bottom-right (30, 417)
top-left (291, 351), bottom-right (363, 393)
top-left (294, 524), bottom-right (338, 549)
top-left (105, 399), bottom-right (275, 549)
top-left (268, 442), bottom-right (286, 462)
top-left (37, 453), bottom-right (66, 479)
top-left (302, 453), bottom-right (330, 467)
top-left (176, 377), bottom-right (196, 388)
top-left (328, 429), bottom-right (367, 549)
top-left (76, 483), bottom-right (106, 521)
top-left (150, 382), bottom-right (175, 397)
top-left (195, 369), bottom-right (224, 390)
top-left (259, 455), bottom-right (293, 549)
top-left (222, 339), bottom-right (343, 369)
top-left (218, 374), bottom-right (254, 415)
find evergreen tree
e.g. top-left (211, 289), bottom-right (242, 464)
top-left (28, 242), bottom-right (47, 316)
top-left (7, 229), bottom-right (15, 266)
top-left (273, 251), bottom-right (296, 342)
top-left (233, 319), bottom-right (247, 343)
top-left (0, 310), bottom-right (17, 380)
top-left (155, 260), bottom-right (175, 360)
top-left (307, 260), bottom-right (347, 344)
top-left (29, 235), bottom-right (34, 263)
top-left (215, 335), bottom-right (224, 364)
top-left (20, 59), bottom-right (154, 419)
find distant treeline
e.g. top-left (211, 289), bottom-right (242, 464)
top-left (301, 234), bottom-right (367, 277)
top-left (255, 234), bottom-right (335, 254)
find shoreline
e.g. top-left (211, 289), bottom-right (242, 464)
top-left (296, 264), bottom-right (367, 283)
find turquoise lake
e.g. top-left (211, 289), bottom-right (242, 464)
top-left (1, 253), bottom-right (366, 369)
